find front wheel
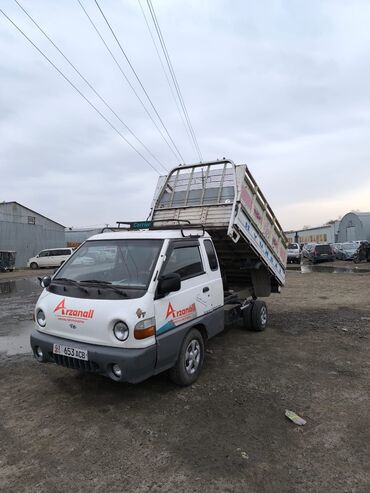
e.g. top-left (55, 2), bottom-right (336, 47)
top-left (169, 329), bottom-right (204, 386)
top-left (30, 262), bottom-right (38, 269)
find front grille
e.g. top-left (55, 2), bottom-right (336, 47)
top-left (52, 353), bottom-right (99, 372)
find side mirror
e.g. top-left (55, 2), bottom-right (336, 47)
top-left (38, 276), bottom-right (51, 288)
top-left (157, 273), bottom-right (181, 296)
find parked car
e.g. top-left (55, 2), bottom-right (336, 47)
top-left (27, 248), bottom-right (74, 269)
top-left (302, 243), bottom-right (316, 259)
top-left (287, 243), bottom-right (301, 264)
top-left (330, 243), bottom-right (342, 256)
top-left (335, 242), bottom-right (358, 261)
top-left (304, 244), bottom-right (335, 264)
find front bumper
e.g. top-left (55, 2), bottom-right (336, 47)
top-left (31, 330), bottom-right (156, 384)
top-left (287, 254), bottom-right (301, 262)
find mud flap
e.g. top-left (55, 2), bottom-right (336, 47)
top-left (251, 267), bottom-right (271, 297)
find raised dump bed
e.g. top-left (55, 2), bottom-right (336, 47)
top-left (150, 159), bottom-right (288, 297)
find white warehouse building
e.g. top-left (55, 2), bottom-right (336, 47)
top-left (285, 211), bottom-right (370, 245)
top-left (337, 212), bottom-right (370, 242)
top-left (285, 222), bottom-right (340, 245)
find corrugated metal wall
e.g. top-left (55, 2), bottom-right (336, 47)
top-left (0, 203), bottom-right (65, 267)
top-left (338, 213), bottom-right (370, 242)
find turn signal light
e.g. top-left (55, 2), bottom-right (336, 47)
top-left (134, 317), bottom-right (156, 339)
top-left (134, 326), bottom-right (155, 340)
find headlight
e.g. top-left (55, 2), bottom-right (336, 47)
top-left (36, 309), bottom-right (46, 327)
top-left (113, 321), bottom-right (129, 341)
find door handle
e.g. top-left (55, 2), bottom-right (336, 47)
top-left (203, 287), bottom-right (210, 293)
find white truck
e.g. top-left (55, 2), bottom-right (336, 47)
top-left (31, 159), bottom-right (287, 386)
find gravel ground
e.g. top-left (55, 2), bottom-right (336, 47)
top-left (0, 269), bottom-right (370, 492)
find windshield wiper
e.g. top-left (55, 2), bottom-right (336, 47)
top-left (81, 280), bottom-right (112, 284)
top-left (52, 278), bottom-right (88, 294)
top-left (80, 280), bottom-right (128, 297)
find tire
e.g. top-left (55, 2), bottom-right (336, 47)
top-left (169, 329), bottom-right (204, 386)
top-left (250, 301), bottom-right (268, 332)
top-left (30, 262), bottom-right (38, 270)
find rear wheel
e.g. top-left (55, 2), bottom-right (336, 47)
top-left (169, 329), bottom-right (204, 386)
top-left (30, 262), bottom-right (38, 269)
top-left (252, 301), bottom-right (268, 331)
top-left (243, 301), bottom-right (268, 331)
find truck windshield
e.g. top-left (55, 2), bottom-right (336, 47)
top-left (54, 239), bottom-right (163, 290)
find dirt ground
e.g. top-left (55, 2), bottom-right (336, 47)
top-left (1, 268), bottom-right (370, 492)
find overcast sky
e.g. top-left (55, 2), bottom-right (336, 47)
top-left (1, 0), bottom-right (370, 231)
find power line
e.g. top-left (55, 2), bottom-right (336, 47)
top-left (0, 8), bottom-right (162, 175)
top-left (13, 0), bottom-right (168, 174)
top-left (137, 0), bottom-right (194, 155)
top-left (146, 0), bottom-right (203, 162)
top-left (94, 0), bottom-right (185, 164)
top-left (77, 0), bottom-right (183, 164)
top-left (147, 0), bottom-right (202, 162)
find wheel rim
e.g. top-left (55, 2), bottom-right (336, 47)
top-left (185, 339), bottom-right (201, 375)
top-left (260, 306), bottom-right (267, 325)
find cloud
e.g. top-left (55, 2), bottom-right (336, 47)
top-left (0, 0), bottom-right (370, 231)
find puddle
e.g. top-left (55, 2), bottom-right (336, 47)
top-left (298, 264), bottom-right (370, 274)
top-left (0, 320), bottom-right (34, 356)
top-left (0, 277), bottom-right (41, 357)
top-left (0, 277), bottom-right (40, 298)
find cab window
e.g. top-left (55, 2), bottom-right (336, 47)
top-left (162, 245), bottom-right (204, 280)
top-left (204, 240), bottom-right (218, 271)
top-left (38, 251), bottom-right (49, 257)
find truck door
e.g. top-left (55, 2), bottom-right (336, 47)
top-left (154, 240), bottom-right (211, 368)
top-left (201, 239), bottom-right (224, 312)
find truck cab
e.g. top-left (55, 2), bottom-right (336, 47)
top-left (31, 228), bottom-right (226, 385)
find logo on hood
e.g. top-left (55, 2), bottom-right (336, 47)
top-left (54, 298), bottom-right (94, 322)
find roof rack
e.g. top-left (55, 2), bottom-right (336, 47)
top-left (100, 219), bottom-right (205, 238)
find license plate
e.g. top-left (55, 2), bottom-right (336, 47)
top-left (53, 344), bottom-right (88, 361)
